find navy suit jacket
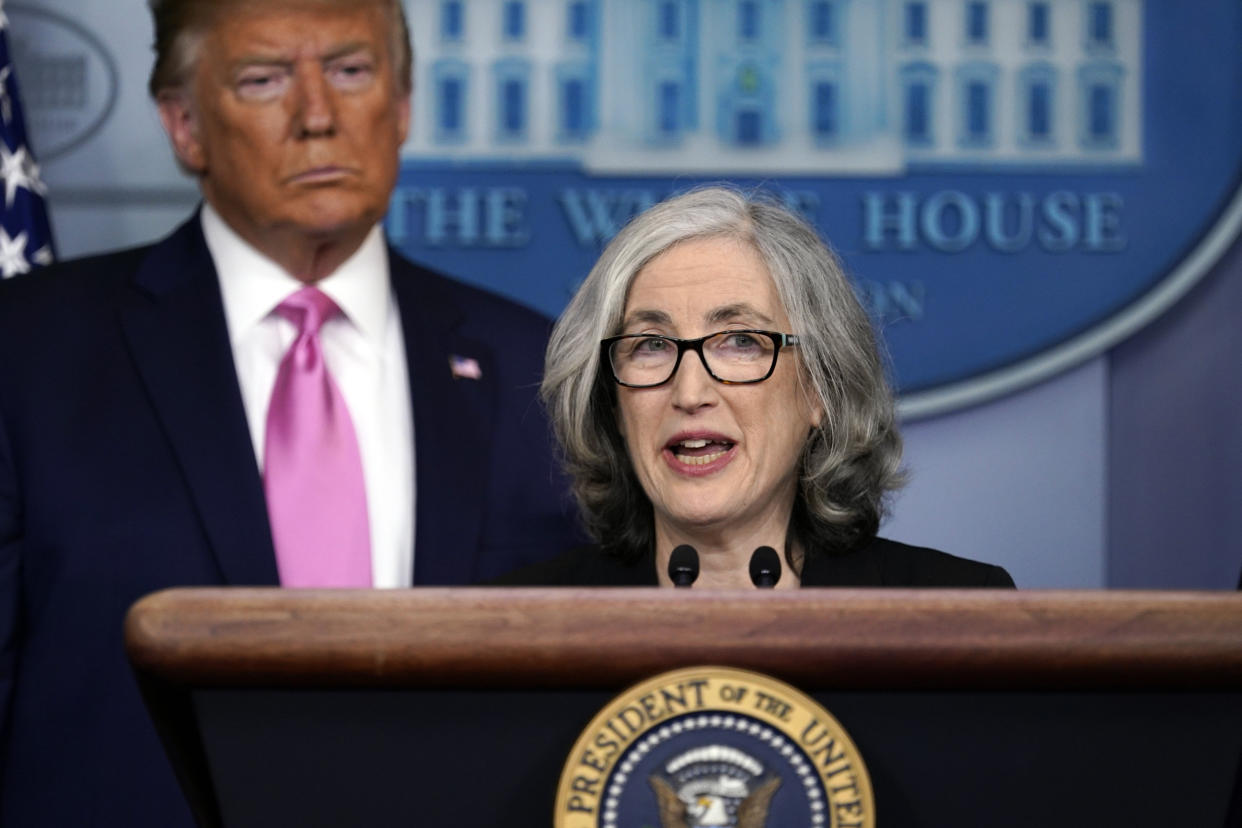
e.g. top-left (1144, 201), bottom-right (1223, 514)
top-left (0, 216), bottom-right (580, 825)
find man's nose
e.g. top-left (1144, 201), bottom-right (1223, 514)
top-left (292, 65), bottom-right (336, 138)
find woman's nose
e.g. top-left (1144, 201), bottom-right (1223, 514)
top-left (669, 349), bottom-right (718, 412)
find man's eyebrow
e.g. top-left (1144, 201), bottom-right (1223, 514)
top-left (231, 55), bottom-right (291, 69)
top-left (321, 42), bottom-right (377, 63)
top-left (230, 42), bottom-right (375, 69)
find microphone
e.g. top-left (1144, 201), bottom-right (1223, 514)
top-left (749, 546), bottom-right (781, 588)
top-left (668, 544), bottom-right (699, 587)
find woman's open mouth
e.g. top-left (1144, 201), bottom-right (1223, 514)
top-left (665, 436), bottom-right (737, 472)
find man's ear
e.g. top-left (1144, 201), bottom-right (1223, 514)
top-left (157, 91), bottom-right (206, 173)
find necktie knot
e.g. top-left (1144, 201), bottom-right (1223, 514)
top-left (276, 286), bottom-right (340, 339)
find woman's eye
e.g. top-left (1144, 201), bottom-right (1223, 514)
top-left (724, 333), bottom-right (759, 350)
top-left (626, 337), bottom-right (675, 361)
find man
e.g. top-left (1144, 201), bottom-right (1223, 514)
top-left (0, 1), bottom-right (578, 824)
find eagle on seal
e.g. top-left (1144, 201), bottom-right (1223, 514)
top-left (649, 773), bottom-right (781, 828)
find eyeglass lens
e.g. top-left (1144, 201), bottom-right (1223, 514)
top-left (609, 331), bottom-right (777, 386)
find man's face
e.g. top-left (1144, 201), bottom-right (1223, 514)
top-left (159, 3), bottom-right (410, 262)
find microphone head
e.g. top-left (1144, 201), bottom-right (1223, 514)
top-left (749, 546), bottom-right (781, 588)
top-left (668, 544), bottom-right (699, 587)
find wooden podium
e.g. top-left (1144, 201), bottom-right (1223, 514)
top-left (125, 589), bottom-right (1242, 827)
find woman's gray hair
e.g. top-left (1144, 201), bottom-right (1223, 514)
top-left (543, 185), bottom-right (905, 565)
top-left (147, 0), bottom-right (413, 98)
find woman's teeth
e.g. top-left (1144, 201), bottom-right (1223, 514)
top-left (672, 438), bottom-right (730, 465)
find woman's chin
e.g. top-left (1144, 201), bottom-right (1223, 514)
top-left (657, 501), bottom-right (742, 537)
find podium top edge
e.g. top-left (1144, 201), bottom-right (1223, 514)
top-left (123, 588), bottom-right (1242, 691)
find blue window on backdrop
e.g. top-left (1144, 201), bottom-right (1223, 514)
top-left (563, 78), bottom-right (585, 135)
top-left (1088, 2), bottom-right (1113, 47)
top-left (966, 2), bottom-right (988, 44)
top-left (1077, 63), bottom-right (1120, 148)
top-left (810, 1), bottom-right (837, 43)
top-left (739, 1), bottom-right (759, 41)
top-left (814, 81), bottom-right (838, 138)
top-left (659, 81), bottom-right (680, 134)
top-left (905, 2), bottom-right (928, 44)
top-left (441, 1), bottom-right (464, 40)
top-left (736, 110), bottom-right (761, 145)
top-left (966, 80), bottom-right (990, 140)
top-left (1028, 2), bottom-right (1049, 44)
top-left (503, 2), bottom-right (525, 39)
top-left (659, 1), bottom-right (680, 40)
top-left (1028, 82), bottom-right (1050, 138)
top-left (439, 78), bottom-right (463, 134)
top-left (1088, 83), bottom-right (1114, 140)
top-left (568, 1), bottom-right (588, 40)
top-left (905, 82), bottom-right (930, 142)
top-left (502, 78), bottom-right (526, 135)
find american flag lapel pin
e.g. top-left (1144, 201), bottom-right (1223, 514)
top-left (449, 354), bottom-right (482, 380)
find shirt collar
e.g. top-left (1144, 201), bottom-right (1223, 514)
top-left (203, 203), bottom-right (392, 344)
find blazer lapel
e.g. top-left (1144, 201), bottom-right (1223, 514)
top-left (801, 541), bottom-right (885, 586)
top-left (391, 258), bottom-right (492, 585)
top-left (119, 217), bottom-right (279, 586)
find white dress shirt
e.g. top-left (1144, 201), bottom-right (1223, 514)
top-left (204, 205), bottom-right (416, 587)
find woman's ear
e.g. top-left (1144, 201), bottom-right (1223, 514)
top-left (804, 385), bottom-right (824, 430)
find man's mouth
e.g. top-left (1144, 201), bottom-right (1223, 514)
top-left (669, 437), bottom-right (734, 466)
top-left (288, 166), bottom-right (352, 184)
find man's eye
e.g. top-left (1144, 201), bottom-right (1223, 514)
top-left (236, 70), bottom-right (289, 101)
top-left (328, 59), bottom-right (377, 90)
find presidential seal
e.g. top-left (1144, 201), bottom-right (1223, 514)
top-left (555, 666), bottom-right (873, 828)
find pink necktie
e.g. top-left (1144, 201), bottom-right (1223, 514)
top-left (264, 286), bottom-right (372, 587)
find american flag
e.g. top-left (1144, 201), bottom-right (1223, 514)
top-left (0, 1), bottom-right (53, 278)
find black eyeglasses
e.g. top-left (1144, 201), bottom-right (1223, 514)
top-left (601, 330), bottom-right (800, 388)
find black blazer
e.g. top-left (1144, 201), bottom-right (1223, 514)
top-left (492, 537), bottom-right (1016, 587)
top-left (0, 216), bottom-right (579, 826)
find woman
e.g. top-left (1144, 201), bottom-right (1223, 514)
top-left (499, 187), bottom-right (1012, 588)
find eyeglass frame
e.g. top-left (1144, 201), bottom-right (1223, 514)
top-left (599, 329), bottom-right (801, 388)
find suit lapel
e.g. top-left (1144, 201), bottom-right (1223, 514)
top-left (120, 217), bottom-right (279, 586)
top-left (391, 257), bottom-right (492, 585)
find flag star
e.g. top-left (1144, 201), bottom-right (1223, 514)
top-left (0, 143), bottom-right (45, 208)
top-left (32, 244), bottom-right (52, 266)
top-left (22, 150), bottom-right (45, 192)
top-left (0, 225), bottom-right (30, 278)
